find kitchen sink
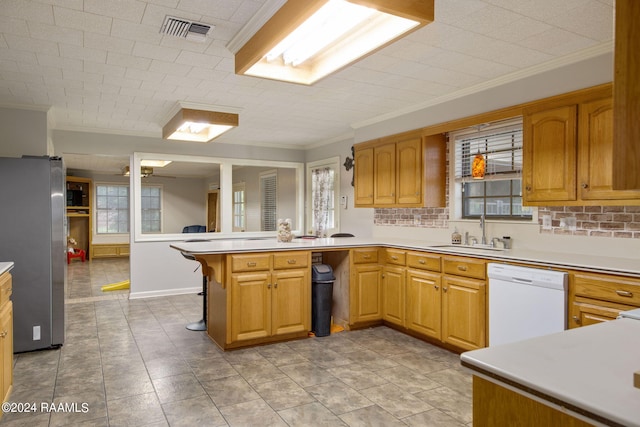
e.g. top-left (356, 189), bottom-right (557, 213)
top-left (429, 244), bottom-right (506, 252)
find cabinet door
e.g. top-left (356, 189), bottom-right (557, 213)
top-left (0, 302), bottom-right (12, 403)
top-left (579, 97), bottom-right (640, 201)
top-left (354, 147), bottom-right (374, 206)
top-left (374, 143), bottom-right (396, 205)
top-left (442, 275), bottom-right (486, 351)
top-left (352, 265), bottom-right (382, 323)
top-left (569, 300), bottom-right (634, 329)
top-left (406, 270), bottom-right (441, 340)
top-left (523, 105), bottom-right (577, 203)
top-left (230, 272), bottom-right (270, 342)
top-left (382, 266), bottom-right (405, 327)
top-left (396, 137), bottom-right (423, 205)
top-left (271, 269), bottom-right (310, 336)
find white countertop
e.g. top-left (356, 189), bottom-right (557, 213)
top-left (0, 262), bottom-right (14, 276)
top-left (170, 236), bottom-right (640, 276)
top-left (460, 318), bottom-right (640, 427)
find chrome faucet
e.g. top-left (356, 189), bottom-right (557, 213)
top-left (480, 214), bottom-right (487, 245)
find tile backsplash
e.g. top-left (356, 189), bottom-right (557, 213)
top-left (374, 207), bottom-right (449, 228)
top-left (538, 206), bottom-right (640, 238)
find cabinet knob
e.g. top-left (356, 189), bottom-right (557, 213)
top-left (247, 262), bottom-right (257, 267)
top-left (267, 283), bottom-right (271, 289)
top-left (525, 185), bottom-right (532, 191)
top-left (457, 265), bottom-right (467, 272)
top-left (391, 256), bottom-right (398, 260)
top-left (581, 183), bottom-right (589, 189)
top-left (274, 283), bottom-right (278, 289)
top-left (419, 259), bottom-right (426, 264)
top-left (572, 315), bottom-right (581, 324)
top-left (382, 274), bottom-right (385, 279)
top-left (0, 331), bottom-right (6, 338)
top-left (287, 259), bottom-right (297, 264)
top-left (443, 287), bottom-right (448, 293)
top-left (434, 285), bottom-right (439, 290)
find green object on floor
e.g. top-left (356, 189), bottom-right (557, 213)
top-left (101, 279), bottom-right (130, 291)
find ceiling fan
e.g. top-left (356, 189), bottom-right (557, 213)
top-left (122, 166), bottom-right (175, 179)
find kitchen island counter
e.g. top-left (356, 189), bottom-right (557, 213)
top-left (461, 318), bottom-right (640, 427)
top-left (170, 237), bottom-right (640, 277)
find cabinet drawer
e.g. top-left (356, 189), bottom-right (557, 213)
top-left (0, 272), bottom-right (11, 308)
top-left (231, 254), bottom-right (271, 272)
top-left (352, 248), bottom-right (379, 264)
top-left (572, 272), bottom-right (640, 306)
top-left (407, 252), bottom-right (440, 272)
top-left (273, 251), bottom-right (309, 270)
top-left (385, 249), bottom-right (406, 266)
top-left (443, 256), bottom-right (486, 280)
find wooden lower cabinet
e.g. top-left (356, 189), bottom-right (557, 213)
top-left (442, 275), bottom-right (486, 351)
top-left (352, 264), bottom-right (383, 324)
top-left (382, 265), bottom-right (405, 327)
top-left (568, 271), bottom-right (640, 328)
top-left (230, 268), bottom-right (310, 343)
top-left (406, 269), bottom-right (441, 340)
top-left (91, 243), bottom-right (130, 258)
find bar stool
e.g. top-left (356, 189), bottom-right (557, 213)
top-left (181, 250), bottom-right (207, 331)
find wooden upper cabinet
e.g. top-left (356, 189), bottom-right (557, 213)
top-left (396, 137), bottom-right (423, 205)
top-left (523, 104), bottom-right (577, 203)
top-left (374, 142), bottom-right (397, 205)
top-left (353, 130), bottom-right (445, 208)
top-left (354, 147), bottom-right (374, 206)
top-left (579, 97), bottom-right (640, 201)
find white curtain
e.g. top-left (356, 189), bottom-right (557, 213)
top-left (312, 167), bottom-right (333, 237)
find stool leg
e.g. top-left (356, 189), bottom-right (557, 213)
top-left (186, 276), bottom-right (207, 331)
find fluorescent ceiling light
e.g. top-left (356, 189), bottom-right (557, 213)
top-left (235, 0), bottom-right (434, 85)
top-left (162, 108), bottom-right (239, 143)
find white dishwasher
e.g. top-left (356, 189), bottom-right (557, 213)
top-left (488, 263), bottom-right (568, 346)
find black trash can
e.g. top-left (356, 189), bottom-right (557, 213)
top-left (311, 264), bottom-right (335, 337)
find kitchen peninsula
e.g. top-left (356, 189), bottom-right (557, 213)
top-left (171, 237), bottom-right (640, 352)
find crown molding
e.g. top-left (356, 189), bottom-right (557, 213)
top-left (226, 0), bottom-right (287, 54)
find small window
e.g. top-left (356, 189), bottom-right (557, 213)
top-left (308, 160), bottom-right (339, 236)
top-left (141, 185), bottom-right (162, 233)
top-left (454, 121), bottom-right (532, 220)
top-left (233, 182), bottom-right (246, 232)
top-left (260, 171), bottom-right (277, 231)
top-left (96, 184), bottom-right (129, 234)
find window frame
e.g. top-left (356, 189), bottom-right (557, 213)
top-left (232, 182), bottom-right (246, 232)
top-left (259, 170), bottom-right (277, 232)
top-left (95, 183), bottom-right (130, 235)
top-left (450, 119), bottom-right (533, 222)
top-left (140, 184), bottom-right (163, 234)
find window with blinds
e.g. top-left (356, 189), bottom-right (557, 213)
top-left (454, 121), bottom-right (532, 220)
top-left (260, 171), bottom-right (277, 231)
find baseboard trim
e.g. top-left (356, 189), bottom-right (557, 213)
top-left (129, 286), bottom-right (201, 300)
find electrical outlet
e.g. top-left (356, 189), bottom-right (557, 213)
top-left (33, 325), bottom-right (41, 341)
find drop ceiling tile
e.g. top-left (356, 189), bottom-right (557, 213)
top-left (452, 4), bottom-right (525, 35)
top-left (106, 52), bottom-right (152, 70)
top-left (29, 23), bottom-right (82, 46)
top-left (83, 82), bottom-right (121, 96)
top-left (132, 41), bottom-right (181, 61)
top-left (187, 66), bottom-right (227, 82)
top-left (84, 32), bottom-right (135, 56)
top-left (43, 75), bottom-right (82, 89)
top-left (59, 43), bottom-right (108, 63)
top-left (141, 2), bottom-right (202, 28)
top-left (84, 0), bottom-right (146, 24)
top-left (176, 0), bottom-right (240, 20)
top-left (0, 70), bottom-right (44, 85)
top-left (110, 19), bottom-right (163, 44)
top-left (17, 62), bottom-right (62, 79)
top-left (486, 16), bottom-right (552, 42)
top-left (545, 0), bottom-right (613, 41)
top-left (435, 0), bottom-right (488, 24)
top-left (62, 69), bottom-right (103, 84)
top-left (84, 61), bottom-right (126, 78)
top-left (148, 59), bottom-right (192, 76)
top-left (53, 6), bottom-right (112, 35)
top-left (125, 67), bottom-right (166, 84)
top-left (37, 52), bottom-right (82, 70)
top-left (34, 0), bottom-right (83, 9)
top-left (0, 16), bottom-right (30, 37)
top-left (3, 33), bottom-right (59, 55)
top-left (163, 73), bottom-right (200, 88)
top-left (159, 35), bottom-right (212, 53)
top-left (175, 50), bottom-right (224, 68)
top-left (0, 47), bottom-right (37, 64)
top-left (0, 0), bottom-right (55, 25)
top-left (518, 27), bottom-right (598, 57)
top-left (103, 74), bottom-right (142, 89)
top-left (493, 43), bottom-right (554, 68)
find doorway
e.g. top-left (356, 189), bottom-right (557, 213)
top-left (207, 190), bottom-right (219, 232)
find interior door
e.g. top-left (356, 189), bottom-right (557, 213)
top-left (207, 190), bottom-right (219, 232)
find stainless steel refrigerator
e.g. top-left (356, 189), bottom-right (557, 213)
top-left (0, 156), bottom-right (65, 352)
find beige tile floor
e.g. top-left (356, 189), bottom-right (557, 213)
top-left (2, 258), bottom-right (473, 426)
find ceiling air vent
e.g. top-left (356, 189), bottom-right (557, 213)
top-left (160, 16), bottom-right (213, 42)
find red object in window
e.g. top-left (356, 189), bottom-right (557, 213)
top-left (67, 249), bottom-right (86, 264)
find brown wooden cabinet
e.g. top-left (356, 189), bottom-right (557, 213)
top-left (406, 268), bottom-right (441, 340)
top-left (523, 85), bottom-right (640, 206)
top-left (350, 248), bottom-right (382, 325)
top-left (0, 270), bottom-right (13, 411)
top-left (66, 176), bottom-right (93, 259)
top-left (568, 271), bottom-right (640, 329)
top-left (382, 248), bottom-right (406, 327)
top-left (441, 256), bottom-right (486, 351)
top-left (354, 131), bottom-right (445, 208)
top-left (354, 147), bottom-right (374, 206)
top-left (228, 252), bottom-right (310, 344)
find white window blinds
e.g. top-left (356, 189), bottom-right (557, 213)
top-left (455, 122), bottom-right (523, 182)
top-left (260, 171), bottom-right (277, 231)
